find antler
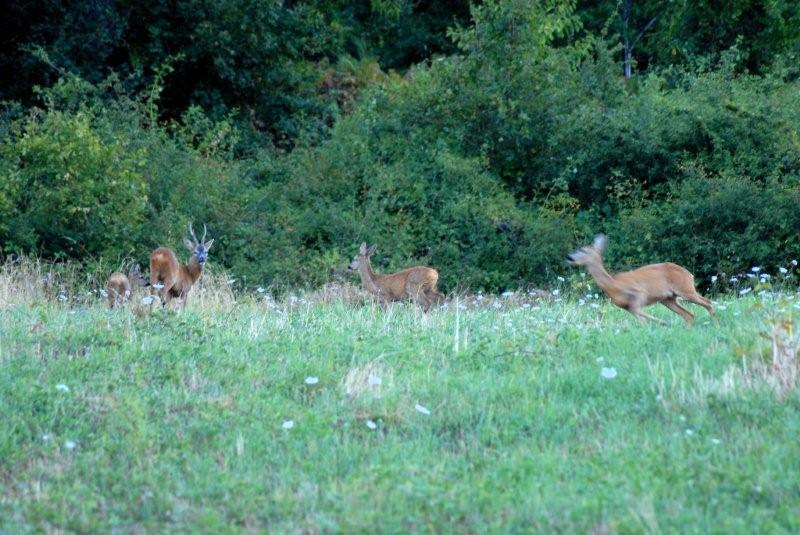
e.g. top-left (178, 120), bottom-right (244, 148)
top-left (202, 224), bottom-right (207, 243)
top-left (188, 223), bottom-right (198, 244)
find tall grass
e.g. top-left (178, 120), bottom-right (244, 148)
top-left (1, 259), bottom-right (799, 532)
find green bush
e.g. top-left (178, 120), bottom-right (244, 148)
top-left (0, 109), bottom-right (148, 258)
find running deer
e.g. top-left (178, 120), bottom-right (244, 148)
top-left (349, 242), bottom-right (444, 312)
top-left (565, 234), bottom-right (716, 326)
top-left (149, 223), bottom-right (214, 308)
top-left (106, 264), bottom-right (147, 308)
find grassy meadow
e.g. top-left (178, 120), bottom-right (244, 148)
top-left (1, 263), bottom-right (799, 533)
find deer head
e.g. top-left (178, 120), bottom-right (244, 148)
top-left (184, 223), bottom-right (214, 265)
top-left (565, 234), bottom-right (607, 267)
top-left (349, 242), bottom-right (377, 271)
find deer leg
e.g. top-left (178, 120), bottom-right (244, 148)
top-left (661, 298), bottom-right (694, 327)
top-left (684, 293), bottom-right (718, 324)
top-left (627, 293), bottom-right (667, 325)
top-left (408, 285), bottom-right (430, 312)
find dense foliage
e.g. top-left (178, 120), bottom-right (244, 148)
top-left (1, 0), bottom-right (799, 291)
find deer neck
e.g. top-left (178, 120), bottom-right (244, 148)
top-left (358, 258), bottom-right (381, 295)
top-left (185, 257), bottom-right (204, 284)
top-left (584, 260), bottom-right (621, 297)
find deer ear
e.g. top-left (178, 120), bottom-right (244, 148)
top-left (593, 234), bottom-right (608, 253)
top-left (204, 239), bottom-right (214, 250)
top-left (359, 242), bottom-right (367, 254)
top-left (184, 239), bottom-right (195, 252)
top-left (367, 244), bottom-right (377, 256)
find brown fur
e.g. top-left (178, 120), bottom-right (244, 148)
top-left (566, 234), bottom-right (716, 326)
top-left (106, 264), bottom-right (146, 308)
top-left (149, 224), bottom-right (213, 308)
top-left (350, 243), bottom-right (444, 312)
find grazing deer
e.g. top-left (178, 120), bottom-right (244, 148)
top-left (349, 242), bottom-right (444, 312)
top-left (565, 234), bottom-right (716, 326)
top-left (106, 264), bottom-right (147, 308)
top-left (149, 223), bottom-right (214, 308)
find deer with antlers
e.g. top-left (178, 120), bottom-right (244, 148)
top-left (349, 242), bottom-right (444, 312)
top-left (565, 234), bottom-right (716, 326)
top-left (149, 223), bottom-right (214, 308)
top-left (106, 264), bottom-right (147, 308)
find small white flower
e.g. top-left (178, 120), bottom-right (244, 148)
top-left (501, 291), bottom-right (514, 297)
top-left (779, 267), bottom-right (788, 274)
top-left (596, 357), bottom-right (604, 363)
top-left (153, 283), bottom-right (165, 289)
top-left (685, 429), bottom-right (694, 436)
top-left (42, 433), bottom-right (52, 442)
top-left (552, 289), bottom-right (560, 296)
top-left (414, 403), bottom-right (431, 415)
top-left (367, 375), bottom-right (382, 386)
top-left (751, 266), bottom-right (761, 273)
top-left (227, 279), bottom-right (236, 285)
top-left (600, 367), bottom-right (617, 379)
top-left (55, 384), bottom-right (70, 393)
top-left (282, 420), bottom-right (294, 430)
top-left (710, 438), bottom-right (721, 444)
top-left (99, 289), bottom-right (108, 297)
top-left (717, 305), bottom-right (727, 310)
top-left (58, 294), bottom-right (67, 302)
top-left (578, 299), bottom-right (585, 305)
top-left (679, 415), bottom-right (687, 422)
top-left (522, 303), bottom-right (531, 308)
top-left (304, 376), bottom-right (319, 385)
top-left (729, 277), bottom-right (738, 283)
top-left (557, 276), bottom-right (565, 282)
top-left (590, 303), bottom-right (600, 309)
top-left (64, 440), bottom-right (76, 450)
top-left (256, 287), bottom-right (266, 293)
top-left (492, 301), bottom-right (502, 309)
top-left (711, 275), bottom-right (718, 283)
top-left (366, 420), bottom-right (377, 430)
top-left (792, 260), bottom-right (798, 266)
top-left (760, 274), bottom-right (771, 280)
top-left (739, 287), bottom-right (752, 296)
top-left (141, 296), bottom-right (154, 305)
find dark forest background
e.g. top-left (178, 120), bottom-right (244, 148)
top-left (1, 0), bottom-right (799, 290)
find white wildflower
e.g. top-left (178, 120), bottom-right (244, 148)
top-left (710, 438), bottom-right (721, 445)
top-left (42, 433), bottom-right (52, 442)
top-left (414, 403), bottom-right (431, 415)
top-left (793, 260), bottom-right (798, 266)
top-left (739, 287), bottom-right (752, 296)
top-left (64, 440), bottom-right (76, 450)
top-left (552, 289), bottom-right (560, 296)
top-left (711, 275), bottom-right (718, 283)
top-left (367, 375), bottom-right (382, 386)
top-left (55, 384), bottom-right (70, 393)
top-left (501, 291), bottom-right (514, 297)
top-left (99, 289), bottom-right (108, 297)
top-left (366, 420), bottom-right (377, 430)
top-left (600, 367), bottom-right (617, 379)
top-left (751, 266), bottom-right (761, 273)
top-left (779, 267), bottom-right (788, 274)
top-left (227, 279), bottom-right (236, 285)
top-left (141, 296), bottom-right (154, 305)
top-left (304, 376), bottom-right (319, 385)
top-left (557, 276), bottom-right (565, 282)
top-left (685, 429), bottom-right (694, 436)
top-left (492, 301), bottom-right (502, 309)
top-left (282, 420), bottom-right (294, 430)
top-left (256, 287), bottom-right (266, 293)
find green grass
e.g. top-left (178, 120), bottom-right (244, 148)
top-left (1, 293), bottom-right (799, 533)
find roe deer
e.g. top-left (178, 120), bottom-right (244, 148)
top-left (565, 234), bottom-right (716, 326)
top-left (106, 263), bottom-right (147, 308)
top-left (349, 242), bottom-right (444, 312)
top-left (149, 223), bottom-right (214, 308)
